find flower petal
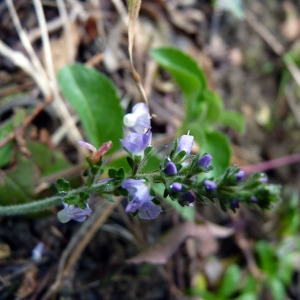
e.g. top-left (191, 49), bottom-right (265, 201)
top-left (138, 201), bottom-right (162, 220)
top-left (78, 141), bottom-right (97, 153)
top-left (177, 134), bottom-right (194, 156)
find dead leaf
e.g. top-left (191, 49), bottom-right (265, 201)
top-left (45, 22), bottom-right (81, 74)
top-left (127, 221), bottom-right (233, 265)
top-left (15, 265), bottom-right (38, 299)
top-left (0, 242), bottom-right (11, 260)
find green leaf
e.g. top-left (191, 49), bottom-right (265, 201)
top-left (218, 264), bottom-right (241, 298)
top-left (256, 241), bottom-right (277, 275)
top-left (201, 130), bottom-right (231, 177)
top-left (201, 90), bottom-right (224, 125)
top-left (58, 64), bottom-right (123, 153)
top-left (234, 293), bottom-right (257, 300)
top-left (151, 47), bottom-right (207, 115)
top-left (56, 178), bottom-right (70, 195)
top-left (0, 153), bottom-right (35, 205)
top-left (219, 110), bottom-right (245, 132)
top-left (151, 47), bottom-right (207, 94)
top-left (0, 120), bottom-right (14, 168)
top-left (64, 194), bottom-right (80, 205)
top-left (268, 278), bottom-right (286, 300)
top-left (27, 141), bottom-right (70, 177)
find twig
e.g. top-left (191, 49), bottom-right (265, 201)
top-left (56, 0), bottom-right (73, 64)
top-left (0, 96), bottom-right (53, 149)
top-left (110, 0), bottom-right (128, 26)
top-left (245, 9), bottom-right (284, 56)
top-left (6, 0), bottom-right (49, 85)
top-left (32, 0), bottom-right (84, 149)
top-left (28, 17), bottom-right (64, 43)
top-left (234, 220), bottom-right (263, 280)
top-left (245, 9), bottom-right (300, 128)
top-left (0, 40), bottom-right (49, 96)
top-left (242, 153), bottom-right (300, 175)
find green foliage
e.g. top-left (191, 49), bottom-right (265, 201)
top-left (0, 141), bottom-right (70, 206)
top-left (0, 153), bottom-right (36, 205)
top-left (151, 47), bottom-right (244, 177)
top-left (58, 64), bottom-right (123, 153)
top-left (27, 141), bottom-right (70, 177)
top-left (154, 183), bottom-right (195, 221)
top-left (200, 130), bottom-right (231, 178)
top-left (0, 119), bottom-right (13, 168)
top-left (56, 178), bottom-right (71, 195)
top-left (217, 265), bottom-right (241, 298)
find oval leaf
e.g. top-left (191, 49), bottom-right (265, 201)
top-left (201, 130), bottom-right (231, 177)
top-left (58, 64), bottom-right (123, 153)
top-left (151, 47), bottom-right (207, 98)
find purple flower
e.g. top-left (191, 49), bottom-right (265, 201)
top-left (57, 202), bottom-right (92, 223)
top-left (230, 199), bottom-right (240, 210)
top-left (198, 154), bottom-right (212, 170)
top-left (259, 174), bottom-right (268, 183)
top-left (204, 180), bottom-right (217, 191)
top-left (181, 191), bottom-right (196, 206)
top-left (177, 133), bottom-right (194, 156)
top-left (122, 179), bottom-right (161, 219)
top-left (138, 201), bottom-right (162, 220)
top-left (120, 129), bottom-right (151, 156)
top-left (123, 102), bottom-right (151, 134)
top-left (250, 196), bottom-right (258, 203)
top-left (170, 182), bottom-right (183, 193)
top-left (31, 242), bottom-right (45, 262)
top-left (165, 162), bottom-right (177, 175)
top-left (235, 170), bottom-right (245, 183)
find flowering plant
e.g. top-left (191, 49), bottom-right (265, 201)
top-left (53, 102), bottom-right (280, 222)
top-left (0, 100), bottom-right (280, 221)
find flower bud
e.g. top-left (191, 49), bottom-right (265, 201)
top-left (235, 170), bottom-right (245, 183)
top-left (181, 191), bottom-right (196, 204)
top-left (259, 174), bottom-right (268, 183)
top-left (165, 162), bottom-right (177, 176)
top-left (198, 154), bottom-right (212, 170)
top-left (170, 182), bottom-right (182, 193)
top-left (204, 180), bottom-right (217, 191)
top-left (177, 134), bottom-right (194, 156)
top-left (230, 199), bottom-right (240, 210)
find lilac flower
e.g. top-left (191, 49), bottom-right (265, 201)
top-left (138, 201), bottom-right (162, 220)
top-left (170, 182), bottom-right (183, 193)
top-left (123, 102), bottom-right (151, 134)
top-left (259, 174), bottom-right (268, 183)
top-left (122, 179), bottom-right (161, 219)
top-left (31, 242), bottom-right (45, 262)
top-left (57, 202), bottom-right (92, 223)
top-left (176, 133), bottom-right (194, 156)
top-left (120, 129), bottom-right (151, 156)
top-left (204, 180), bottom-right (217, 191)
top-left (181, 191), bottom-right (196, 206)
top-left (198, 154), bottom-right (212, 170)
top-left (165, 162), bottom-right (177, 176)
top-left (235, 170), bottom-right (245, 183)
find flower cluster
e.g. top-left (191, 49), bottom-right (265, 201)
top-left (56, 102), bottom-right (280, 223)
